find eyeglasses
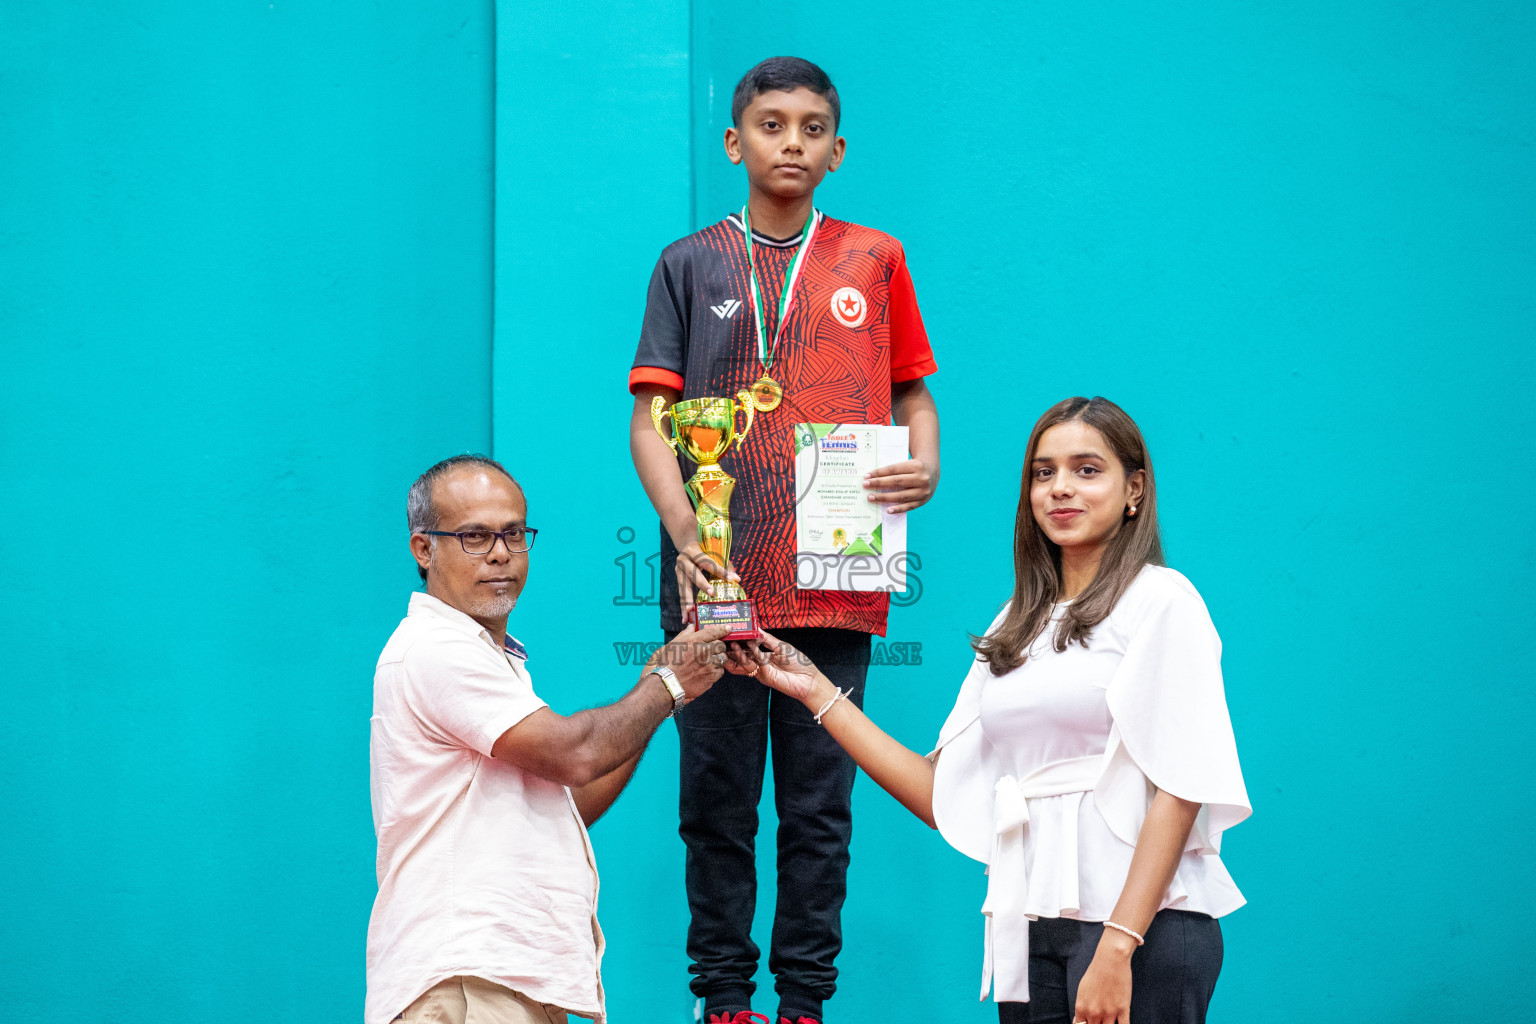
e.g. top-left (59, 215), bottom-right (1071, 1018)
top-left (420, 527), bottom-right (538, 554)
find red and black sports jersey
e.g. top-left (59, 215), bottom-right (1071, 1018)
top-left (630, 211), bottom-right (937, 635)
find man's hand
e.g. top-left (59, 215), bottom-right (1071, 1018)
top-left (492, 623), bottom-right (726, 791)
top-left (863, 458), bottom-right (936, 514)
top-left (646, 622), bottom-right (732, 701)
top-left (674, 546), bottom-right (740, 624)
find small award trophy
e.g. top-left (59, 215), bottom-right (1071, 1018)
top-left (651, 391), bottom-right (762, 640)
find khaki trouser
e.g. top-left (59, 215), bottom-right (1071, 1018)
top-left (397, 976), bottom-right (569, 1024)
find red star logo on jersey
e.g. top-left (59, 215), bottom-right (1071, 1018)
top-left (830, 286), bottom-right (867, 328)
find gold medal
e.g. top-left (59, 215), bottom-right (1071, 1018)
top-left (742, 205), bottom-right (817, 417)
top-left (750, 374), bottom-right (783, 412)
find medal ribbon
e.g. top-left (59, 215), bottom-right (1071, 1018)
top-left (742, 205), bottom-right (819, 372)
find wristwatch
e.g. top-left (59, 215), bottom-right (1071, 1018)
top-left (651, 665), bottom-right (686, 716)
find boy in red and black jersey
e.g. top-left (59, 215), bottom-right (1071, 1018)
top-left (628, 57), bottom-right (940, 1024)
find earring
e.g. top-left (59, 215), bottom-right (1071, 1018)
top-left (1128, 505), bottom-right (1137, 517)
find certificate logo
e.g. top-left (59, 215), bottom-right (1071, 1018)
top-left (830, 286), bottom-right (867, 328)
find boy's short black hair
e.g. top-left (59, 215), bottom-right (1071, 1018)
top-left (731, 56), bottom-right (840, 129)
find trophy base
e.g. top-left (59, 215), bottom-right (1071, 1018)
top-left (689, 597), bottom-right (760, 641)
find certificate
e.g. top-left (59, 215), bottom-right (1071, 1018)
top-left (793, 423), bottom-right (912, 593)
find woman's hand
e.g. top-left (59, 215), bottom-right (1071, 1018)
top-left (1085, 790), bottom-right (1198, 1023)
top-left (740, 629), bottom-right (938, 828)
top-left (1073, 929), bottom-right (1136, 1024)
top-left (735, 630), bottom-right (829, 704)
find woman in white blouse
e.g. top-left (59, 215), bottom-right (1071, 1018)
top-left (740, 396), bottom-right (1250, 1024)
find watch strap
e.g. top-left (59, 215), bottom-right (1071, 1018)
top-left (652, 665), bottom-right (686, 715)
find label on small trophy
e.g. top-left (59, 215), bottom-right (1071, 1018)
top-left (694, 598), bottom-right (759, 641)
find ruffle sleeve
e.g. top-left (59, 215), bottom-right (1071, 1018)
top-left (1094, 571), bottom-right (1251, 854)
top-left (930, 609), bottom-right (1009, 864)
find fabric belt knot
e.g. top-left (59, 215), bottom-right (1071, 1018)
top-left (993, 776), bottom-right (1031, 835)
top-left (978, 753), bottom-right (1103, 1003)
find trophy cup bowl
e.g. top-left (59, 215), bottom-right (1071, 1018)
top-left (651, 390), bottom-right (761, 640)
top-left (670, 395), bottom-right (742, 464)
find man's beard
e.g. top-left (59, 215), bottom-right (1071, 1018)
top-left (463, 591), bottom-right (517, 619)
top-left (428, 545), bottom-right (518, 619)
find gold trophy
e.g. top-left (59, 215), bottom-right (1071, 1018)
top-left (651, 391), bottom-right (761, 639)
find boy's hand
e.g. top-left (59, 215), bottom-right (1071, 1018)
top-left (863, 458), bottom-right (936, 514)
top-left (675, 544), bottom-right (740, 623)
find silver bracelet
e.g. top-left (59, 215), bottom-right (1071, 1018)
top-left (1103, 920), bottom-right (1145, 946)
top-left (814, 687), bottom-right (853, 725)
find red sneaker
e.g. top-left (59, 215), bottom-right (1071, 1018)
top-left (779, 1017), bottom-right (821, 1024)
top-left (707, 1014), bottom-right (770, 1024)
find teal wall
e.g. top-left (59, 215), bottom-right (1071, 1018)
top-left (501, 1), bottom-right (1536, 1022)
top-left (493, 3), bottom-right (699, 1019)
top-left (3, 0), bottom-right (1532, 1020)
top-left (1, 2), bottom-right (493, 1018)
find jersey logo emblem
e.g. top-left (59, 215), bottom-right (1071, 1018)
top-left (830, 286), bottom-right (867, 328)
top-left (710, 298), bottom-right (742, 320)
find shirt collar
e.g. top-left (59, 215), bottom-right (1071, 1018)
top-left (725, 209), bottom-right (825, 248)
top-left (408, 590), bottom-right (499, 648)
top-left (407, 591), bottom-right (529, 660)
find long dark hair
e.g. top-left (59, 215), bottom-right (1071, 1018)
top-left (972, 397), bottom-right (1164, 675)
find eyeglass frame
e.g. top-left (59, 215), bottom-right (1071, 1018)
top-left (418, 527), bottom-right (538, 554)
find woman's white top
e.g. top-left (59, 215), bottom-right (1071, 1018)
top-left (931, 566), bottom-right (1251, 1003)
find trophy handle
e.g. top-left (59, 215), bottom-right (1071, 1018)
top-left (733, 390), bottom-right (755, 449)
top-left (651, 396), bottom-right (678, 454)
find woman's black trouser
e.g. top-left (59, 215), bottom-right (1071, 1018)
top-left (997, 910), bottom-right (1223, 1024)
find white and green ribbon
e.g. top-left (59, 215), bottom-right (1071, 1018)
top-left (742, 205), bottom-right (819, 372)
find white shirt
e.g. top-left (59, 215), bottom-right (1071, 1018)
top-left (932, 566), bottom-right (1251, 1003)
top-left (366, 592), bottom-right (605, 1024)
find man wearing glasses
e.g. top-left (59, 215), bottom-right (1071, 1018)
top-left (366, 455), bottom-right (732, 1024)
